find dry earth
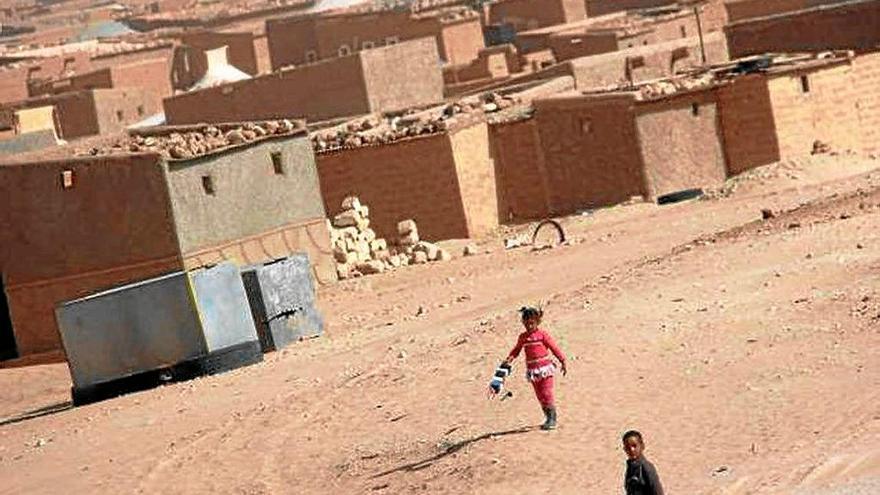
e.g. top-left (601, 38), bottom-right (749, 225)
top-left (1, 154), bottom-right (879, 495)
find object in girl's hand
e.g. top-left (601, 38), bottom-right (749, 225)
top-left (488, 362), bottom-right (512, 396)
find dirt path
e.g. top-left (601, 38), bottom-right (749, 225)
top-left (1, 156), bottom-right (878, 495)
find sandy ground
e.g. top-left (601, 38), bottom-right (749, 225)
top-left (1, 154), bottom-right (879, 495)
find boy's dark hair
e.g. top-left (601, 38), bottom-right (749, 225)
top-left (519, 306), bottom-right (543, 320)
top-left (622, 430), bottom-right (643, 444)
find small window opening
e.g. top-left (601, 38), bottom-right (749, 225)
top-left (691, 103), bottom-right (699, 116)
top-left (800, 75), bottom-right (810, 93)
top-left (202, 175), bottom-right (215, 195)
top-left (580, 118), bottom-right (592, 135)
top-left (305, 50), bottom-right (317, 63)
top-left (385, 36), bottom-right (399, 45)
top-left (338, 44), bottom-right (352, 57)
top-left (680, 25), bottom-right (687, 37)
top-left (271, 151), bottom-right (285, 175)
top-left (642, 40), bottom-right (648, 46)
top-left (61, 169), bottom-right (74, 189)
top-left (362, 41), bottom-right (375, 50)
top-left (137, 106), bottom-right (145, 116)
top-left (116, 110), bottom-right (124, 122)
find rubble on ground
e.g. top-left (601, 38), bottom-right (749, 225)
top-left (329, 197), bottom-right (451, 279)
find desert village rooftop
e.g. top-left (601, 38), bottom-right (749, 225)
top-left (0, 119), bottom-right (307, 165)
top-left (561, 49), bottom-right (856, 100)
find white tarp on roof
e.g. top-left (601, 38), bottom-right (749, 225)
top-left (189, 46), bottom-right (251, 92)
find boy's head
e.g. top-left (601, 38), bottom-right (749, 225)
top-left (519, 306), bottom-right (542, 331)
top-left (622, 430), bottom-right (644, 460)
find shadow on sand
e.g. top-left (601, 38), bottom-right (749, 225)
top-left (372, 426), bottom-right (536, 478)
top-left (0, 401), bottom-right (73, 428)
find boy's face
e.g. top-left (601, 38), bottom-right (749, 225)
top-left (623, 436), bottom-right (644, 460)
top-left (522, 315), bottom-right (540, 331)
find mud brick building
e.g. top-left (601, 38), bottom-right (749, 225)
top-left (725, 0), bottom-right (880, 58)
top-left (565, 31), bottom-right (728, 88)
top-left (724, 0), bottom-right (848, 22)
top-left (716, 51), bottom-right (880, 174)
top-left (316, 120), bottom-right (499, 242)
top-left (266, 7), bottom-right (484, 70)
top-left (164, 38), bottom-right (444, 126)
top-left (0, 121), bottom-right (334, 362)
top-left (171, 31), bottom-right (261, 91)
top-left (584, 0), bottom-right (678, 16)
top-left (443, 44), bottom-right (522, 95)
top-left (486, 0), bottom-right (586, 32)
top-left (515, 7), bottom-right (707, 61)
top-left (530, 88), bottom-right (726, 213)
top-left (0, 87), bottom-right (162, 140)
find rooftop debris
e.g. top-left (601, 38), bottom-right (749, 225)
top-left (74, 120), bottom-right (303, 160)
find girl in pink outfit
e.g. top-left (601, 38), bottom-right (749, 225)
top-left (503, 306), bottom-right (567, 430)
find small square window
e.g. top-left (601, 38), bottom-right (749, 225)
top-left (137, 105), bottom-right (145, 117)
top-left (338, 44), bottom-right (352, 57)
top-left (61, 169), bottom-right (74, 189)
top-left (385, 36), bottom-right (399, 45)
top-left (202, 175), bottom-right (215, 195)
top-left (691, 103), bottom-right (699, 116)
top-left (305, 50), bottom-right (318, 63)
top-left (271, 151), bottom-right (285, 175)
top-left (800, 75), bottom-right (810, 93)
top-left (116, 110), bottom-right (124, 122)
top-left (362, 41), bottom-right (375, 50)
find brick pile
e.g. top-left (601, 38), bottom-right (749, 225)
top-left (330, 196), bottom-right (451, 279)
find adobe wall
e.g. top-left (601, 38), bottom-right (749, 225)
top-left (361, 38), bottom-right (444, 114)
top-left (585, 0), bottom-right (677, 17)
top-left (488, 0), bottom-right (585, 31)
top-left (534, 94), bottom-right (647, 214)
top-left (0, 154), bottom-right (182, 355)
top-left (266, 15), bottom-right (320, 69)
top-left (489, 118), bottom-right (551, 221)
top-left (439, 18), bottom-right (486, 65)
top-left (851, 51), bottom-right (880, 153)
top-left (164, 135), bottom-right (327, 255)
top-left (27, 69), bottom-right (113, 97)
top-left (547, 32), bottom-right (619, 62)
top-left (92, 88), bottom-right (162, 134)
top-left (163, 53), bottom-right (370, 125)
top-left (316, 134), bottom-right (472, 241)
top-left (767, 62), bottom-right (865, 158)
top-left (569, 32), bottom-right (728, 89)
top-left (267, 10), bottom-right (462, 70)
top-left (725, 0), bottom-right (880, 58)
top-left (450, 123), bottom-right (500, 237)
top-left (715, 74), bottom-right (781, 176)
top-left (110, 58), bottom-right (173, 107)
top-left (635, 92), bottom-right (726, 198)
top-left (724, 0), bottom-right (842, 22)
top-left (180, 31), bottom-right (259, 75)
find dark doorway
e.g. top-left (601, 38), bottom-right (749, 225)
top-left (0, 273), bottom-right (18, 361)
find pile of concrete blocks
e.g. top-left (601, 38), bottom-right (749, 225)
top-left (330, 197), bottom-right (451, 279)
